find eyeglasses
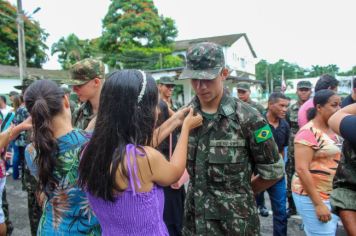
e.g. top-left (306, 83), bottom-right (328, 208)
top-left (165, 84), bottom-right (175, 89)
top-left (237, 89), bottom-right (247, 94)
top-left (298, 88), bottom-right (311, 92)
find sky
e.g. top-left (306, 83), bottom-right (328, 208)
top-left (8, 0), bottom-right (356, 72)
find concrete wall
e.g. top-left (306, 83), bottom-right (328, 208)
top-left (226, 38), bottom-right (256, 75)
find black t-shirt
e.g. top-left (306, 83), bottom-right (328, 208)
top-left (265, 116), bottom-right (290, 153)
top-left (341, 95), bottom-right (356, 108)
top-left (340, 115), bottom-right (356, 152)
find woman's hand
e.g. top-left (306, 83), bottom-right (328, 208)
top-left (171, 106), bottom-right (190, 127)
top-left (182, 108), bottom-right (203, 131)
top-left (315, 203), bottom-right (332, 223)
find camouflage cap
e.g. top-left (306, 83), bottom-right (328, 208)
top-left (67, 58), bottom-right (105, 86)
top-left (179, 42), bottom-right (225, 80)
top-left (236, 82), bottom-right (250, 92)
top-left (159, 76), bottom-right (175, 85)
top-left (297, 80), bottom-right (312, 89)
top-left (13, 75), bottom-right (41, 90)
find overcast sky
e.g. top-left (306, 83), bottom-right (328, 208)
top-left (8, 0), bottom-right (356, 71)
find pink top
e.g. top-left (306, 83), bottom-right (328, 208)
top-left (297, 98), bottom-right (314, 127)
top-left (292, 121), bottom-right (342, 200)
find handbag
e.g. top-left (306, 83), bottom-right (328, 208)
top-left (170, 133), bottom-right (190, 189)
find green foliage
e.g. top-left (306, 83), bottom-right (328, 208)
top-left (0, 0), bottom-right (48, 68)
top-left (338, 66), bottom-right (356, 76)
top-left (100, 0), bottom-right (180, 69)
top-left (306, 64), bottom-right (339, 77)
top-left (51, 34), bottom-right (100, 69)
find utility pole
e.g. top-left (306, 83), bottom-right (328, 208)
top-left (16, 0), bottom-right (27, 82)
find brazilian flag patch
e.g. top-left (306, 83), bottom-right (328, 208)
top-left (254, 124), bottom-right (273, 143)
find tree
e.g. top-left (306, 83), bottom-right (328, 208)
top-left (0, 0), bottom-right (48, 68)
top-left (100, 0), bottom-right (182, 69)
top-left (51, 34), bottom-right (100, 69)
top-left (306, 64), bottom-right (339, 77)
top-left (255, 59), bottom-right (307, 92)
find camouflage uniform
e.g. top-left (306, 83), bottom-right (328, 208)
top-left (66, 59), bottom-right (105, 130)
top-left (179, 42), bottom-right (284, 235)
top-left (236, 82), bottom-right (265, 114)
top-left (285, 101), bottom-right (300, 210)
top-left (72, 102), bottom-right (94, 130)
top-left (246, 99), bottom-right (265, 115)
top-left (286, 80), bottom-right (312, 213)
top-left (331, 140), bottom-right (356, 214)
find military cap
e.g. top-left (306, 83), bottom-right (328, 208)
top-left (179, 42), bottom-right (225, 80)
top-left (236, 82), bottom-right (250, 92)
top-left (13, 75), bottom-right (41, 90)
top-left (159, 76), bottom-right (175, 85)
top-left (297, 80), bottom-right (312, 89)
top-left (67, 58), bottom-right (105, 85)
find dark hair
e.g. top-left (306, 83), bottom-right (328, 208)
top-left (353, 77), bottom-right (356, 89)
top-left (315, 74), bottom-right (339, 92)
top-left (24, 80), bottom-right (65, 195)
top-left (0, 95), bottom-right (6, 104)
top-left (307, 89), bottom-right (336, 121)
top-left (268, 92), bottom-right (289, 104)
top-left (78, 70), bottom-right (158, 201)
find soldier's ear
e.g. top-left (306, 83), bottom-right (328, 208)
top-left (221, 68), bottom-right (229, 80)
top-left (93, 78), bottom-right (101, 87)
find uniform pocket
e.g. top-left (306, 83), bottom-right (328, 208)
top-left (207, 139), bottom-right (247, 184)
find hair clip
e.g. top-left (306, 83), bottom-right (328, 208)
top-left (137, 70), bottom-right (147, 103)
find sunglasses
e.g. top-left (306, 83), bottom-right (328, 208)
top-left (165, 84), bottom-right (175, 89)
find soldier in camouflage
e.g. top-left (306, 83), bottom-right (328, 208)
top-left (236, 82), bottom-right (265, 114)
top-left (329, 103), bottom-right (356, 235)
top-left (179, 42), bottom-right (284, 235)
top-left (66, 58), bottom-right (105, 130)
top-left (158, 76), bottom-right (181, 112)
top-left (286, 80), bottom-right (312, 216)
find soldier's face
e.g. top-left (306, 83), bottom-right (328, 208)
top-left (191, 75), bottom-right (224, 105)
top-left (159, 84), bottom-right (174, 99)
top-left (269, 98), bottom-right (289, 119)
top-left (237, 89), bottom-right (250, 102)
top-left (296, 88), bottom-right (311, 102)
top-left (72, 79), bottom-right (97, 102)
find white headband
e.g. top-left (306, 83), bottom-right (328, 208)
top-left (137, 70), bottom-right (147, 103)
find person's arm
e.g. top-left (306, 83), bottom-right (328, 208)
top-left (148, 108), bottom-right (202, 186)
top-left (0, 127), bottom-right (13, 149)
top-left (252, 176), bottom-right (281, 194)
top-left (328, 103), bottom-right (356, 135)
top-left (294, 143), bottom-right (331, 223)
top-left (152, 106), bottom-right (190, 147)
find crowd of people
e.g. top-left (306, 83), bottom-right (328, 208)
top-left (0, 41), bottom-right (355, 236)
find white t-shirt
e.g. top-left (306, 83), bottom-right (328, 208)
top-left (0, 105), bottom-right (13, 118)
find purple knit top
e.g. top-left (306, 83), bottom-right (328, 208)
top-left (86, 144), bottom-right (168, 236)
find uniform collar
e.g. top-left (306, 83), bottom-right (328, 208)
top-left (192, 92), bottom-right (236, 118)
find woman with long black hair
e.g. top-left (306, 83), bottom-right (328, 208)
top-left (78, 70), bottom-right (202, 236)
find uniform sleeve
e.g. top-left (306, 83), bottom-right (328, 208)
top-left (283, 122), bottom-right (290, 148)
top-left (24, 144), bottom-right (39, 178)
top-left (238, 103), bottom-right (284, 180)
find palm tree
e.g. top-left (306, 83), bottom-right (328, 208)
top-left (51, 34), bottom-right (88, 69)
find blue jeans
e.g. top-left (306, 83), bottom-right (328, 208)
top-left (12, 145), bottom-right (20, 180)
top-left (256, 177), bottom-right (287, 236)
top-left (293, 193), bottom-right (339, 236)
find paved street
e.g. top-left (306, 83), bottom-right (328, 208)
top-left (5, 177), bottom-right (347, 236)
